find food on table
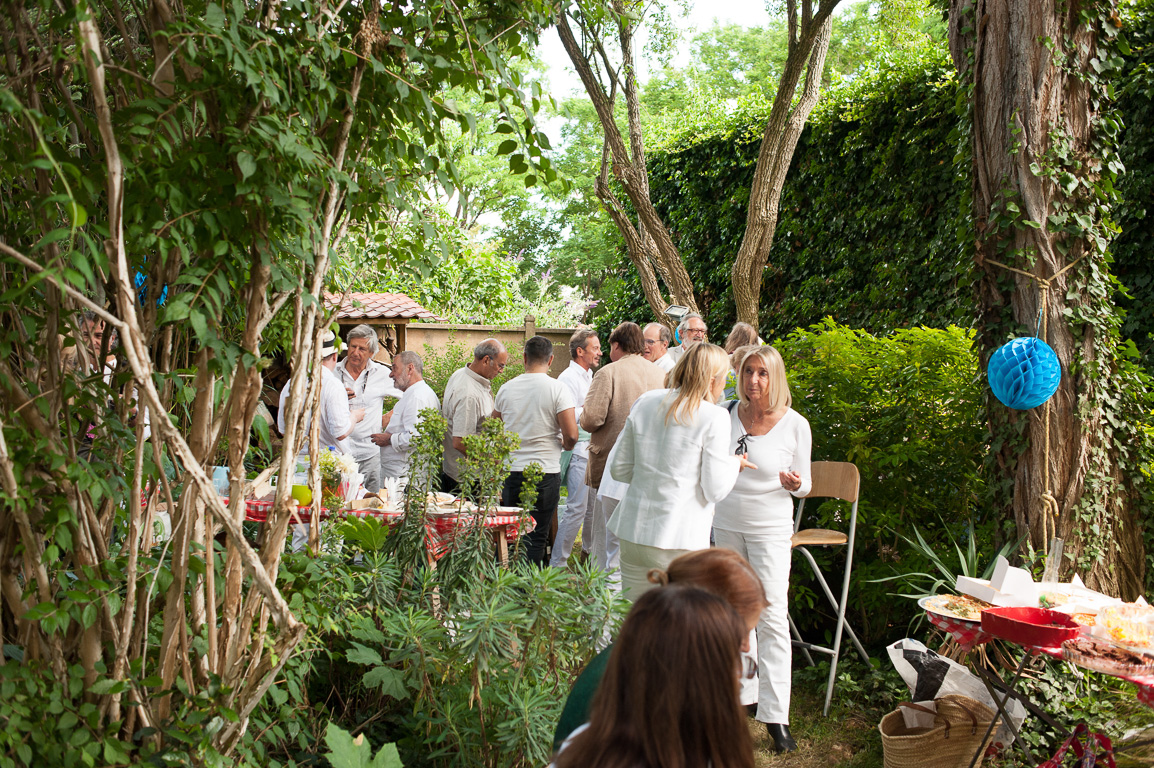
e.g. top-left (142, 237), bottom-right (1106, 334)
top-left (1038, 592), bottom-right (1069, 609)
top-left (1062, 637), bottom-right (1154, 676)
top-left (1098, 603), bottom-right (1154, 647)
top-left (1070, 613), bottom-right (1097, 627)
top-left (942, 594), bottom-right (992, 620)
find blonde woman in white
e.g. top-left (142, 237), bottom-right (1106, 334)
top-left (713, 345), bottom-right (812, 754)
top-left (607, 343), bottom-right (755, 601)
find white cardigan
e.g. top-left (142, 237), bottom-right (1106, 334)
top-left (607, 389), bottom-right (743, 550)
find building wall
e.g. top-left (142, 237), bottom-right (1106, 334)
top-left (337, 316), bottom-right (578, 377)
top-left (405, 320), bottom-right (577, 378)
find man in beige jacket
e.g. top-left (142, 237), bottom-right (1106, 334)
top-left (580, 321), bottom-right (665, 577)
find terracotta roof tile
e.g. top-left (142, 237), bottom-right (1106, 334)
top-left (324, 292), bottom-right (443, 321)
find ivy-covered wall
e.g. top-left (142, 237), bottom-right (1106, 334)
top-left (595, 23), bottom-right (1154, 366)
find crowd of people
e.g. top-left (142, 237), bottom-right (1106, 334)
top-left (277, 314), bottom-right (814, 759)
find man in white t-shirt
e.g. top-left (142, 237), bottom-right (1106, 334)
top-left (277, 331), bottom-right (358, 454)
top-left (642, 322), bottom-right (675, 374)
top-left (493, 335), bottom-right (578, 566)
top-left (335, 324), bottom-right (402, 493)
top-left (277, 330), bottom-right (360, 552)
top-left (371, 350), bottom-right (440, 493)
top-left (549, 329), bottom-right (602, 568)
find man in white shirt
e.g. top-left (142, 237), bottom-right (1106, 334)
top-left (335, 324), bottom-right (402, 493)
top-left (277, 331), bottom-right (358, 454)
top-left (665, 312), bottom-right (708, 365)
top-left (642, 322), bottom-right (675, 373)
top-left (277, 330), bottom-right (360, 552)
top-left (549, 329), bottom-right (602, 568)
top-left (493, 335), bottom-right (578, 566)
top-left (441, 338), bottom-right (508, 493)
top-left (371, 350), bottom-right (440, 494)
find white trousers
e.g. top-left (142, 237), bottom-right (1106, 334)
top-left (713, 525), bottom-right (793, 724)
top-left (550, 453), bottom-right (593, 566)
top-left (590, 492), bottom-right (622, 594)
top-left (618, 539), bottom-right (694, 603)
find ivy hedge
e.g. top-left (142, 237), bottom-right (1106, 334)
top-left (594, 20), bottom-right (1154, 365)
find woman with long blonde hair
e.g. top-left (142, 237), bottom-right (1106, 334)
top-left (714, 344), bottom-right (812, 753)
top-left (606, 343), bottom-right (755, 600)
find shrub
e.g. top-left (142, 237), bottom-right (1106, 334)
top-left (777, 320), bottom-right (991, 646)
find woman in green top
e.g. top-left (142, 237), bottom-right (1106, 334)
top-left (553, 548), bottom-right (768, 749)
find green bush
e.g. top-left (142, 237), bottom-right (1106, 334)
top-left (241, 405), bottom-right (624, 768)
top-left (778, 321), bottom-right (991, 646)
top-left (419, 337), bottom-right (525, 399)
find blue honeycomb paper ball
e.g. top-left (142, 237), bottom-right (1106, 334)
top-left (133, 270), bottom-right (168, 307)
top-left (988, 337), bottom-right (1061, 410)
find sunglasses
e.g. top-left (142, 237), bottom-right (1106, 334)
top-left (741, 653), bottom-right (758, 680)
top-left (735, 434), bottom-right (750, 456)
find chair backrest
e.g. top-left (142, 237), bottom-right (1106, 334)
top-left (793, 461), bottom-right (860, 533)
top-left (807, 461), bottom-right (859, 503)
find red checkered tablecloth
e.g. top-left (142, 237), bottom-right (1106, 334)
top-left (926, 610), bottom-right (992, 652)
top-left (927, 609), bottom-right (1154, 709)
top-left (241, 498), bottom-right (530, 560)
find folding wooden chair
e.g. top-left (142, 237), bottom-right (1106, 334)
top-left (789, 460), bottom-right (871, 715)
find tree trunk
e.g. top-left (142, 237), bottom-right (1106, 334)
top-left (732, 6), bottom-right (836, 327)
top-left (950, 0), bottom-right (1145, 597)
top-left (556, 8), bottom-right (698, 315)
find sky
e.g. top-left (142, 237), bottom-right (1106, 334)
top-left (535, 0), bottom-right (774, 100)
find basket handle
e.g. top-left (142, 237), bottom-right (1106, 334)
top-left (939, 697), bottom-right (982, 736)
top-left (897, 702), bottom-right (951, 739)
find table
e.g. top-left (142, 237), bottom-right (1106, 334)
top-left (927, 610), bottom-right (1154, 767)
top-left (240, 498), bottom-right (531, 565)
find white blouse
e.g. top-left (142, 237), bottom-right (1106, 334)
top-left (713, 406), bottom-right (812, 533)
top-left (607, 389), bottom-right (742, 550)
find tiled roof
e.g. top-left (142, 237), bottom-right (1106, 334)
top-left (325, 292), bottom-right (443, 321)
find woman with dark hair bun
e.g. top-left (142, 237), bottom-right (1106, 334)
top-left (552, 585), bottom-right (756, 768)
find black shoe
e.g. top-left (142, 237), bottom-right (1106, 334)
top-left (766, 723), bottom-right (797, 753)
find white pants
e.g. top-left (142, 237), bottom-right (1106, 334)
top-left (291, 522), bottom-right (322, 553)
top-left (713, 525), bottom-right (793, 724)
top-left (590, 492), bottom-right (622, 593)
top-left (550, 453), bottom-right (593, 566)
top-left (618, 539), bottom-right (694, 603)
top-left (354, 454), bottom-right (381, 493)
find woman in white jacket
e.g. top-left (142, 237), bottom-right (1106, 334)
top-left (607, 343), bottom-right (754, 600)
top-left (713, 344), bottom-right (812, 754)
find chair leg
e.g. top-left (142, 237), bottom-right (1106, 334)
top-left (788, 611), bottom-right (816, 666)
top-left (796, 547), bottom-right (870, 664)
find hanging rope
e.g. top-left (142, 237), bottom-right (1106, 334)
top-left (984, 255), bottom-right (1083, 543)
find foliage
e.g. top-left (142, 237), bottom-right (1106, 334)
top-left (324, 723), bottom-right (402, 768)
top-left (592, 45), bottom-right (972, 339)
top-left (776, 322), bottom-right (989, 645)
top-left (0, 0), bottom-right (560, 760)
top-left (417, 338), bottom-right (526, 400)
top-left (333, 211), bottom-right (586, 327)
top-left (872, 520), bottom-right (1023, 603)
top-left (245, 400), bottom-right (625, 768)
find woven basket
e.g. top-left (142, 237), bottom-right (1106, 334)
top-left (878, 694), bottom-right (1000, 768)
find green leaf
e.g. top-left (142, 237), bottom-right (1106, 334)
top-left (237, 151), bottom-right (256, 180)
top-left (362, 666), bottom-right (408, 700)
top-left (345, 643), bottom-right (383, 666)
top-left (495, 139), bottom-right (517, 156)
top-left (325, 722), bottom-right (404, 768)
top-left (88, 678), bottom-right (128, 695)
top-left (205, 3), bottom-right (226, 29)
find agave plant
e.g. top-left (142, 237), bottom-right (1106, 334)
top-left (871, 518), bottom-right (1023, 601)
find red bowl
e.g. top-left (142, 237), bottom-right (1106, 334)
top-left (981, 606), bottom-right (1080, 648)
